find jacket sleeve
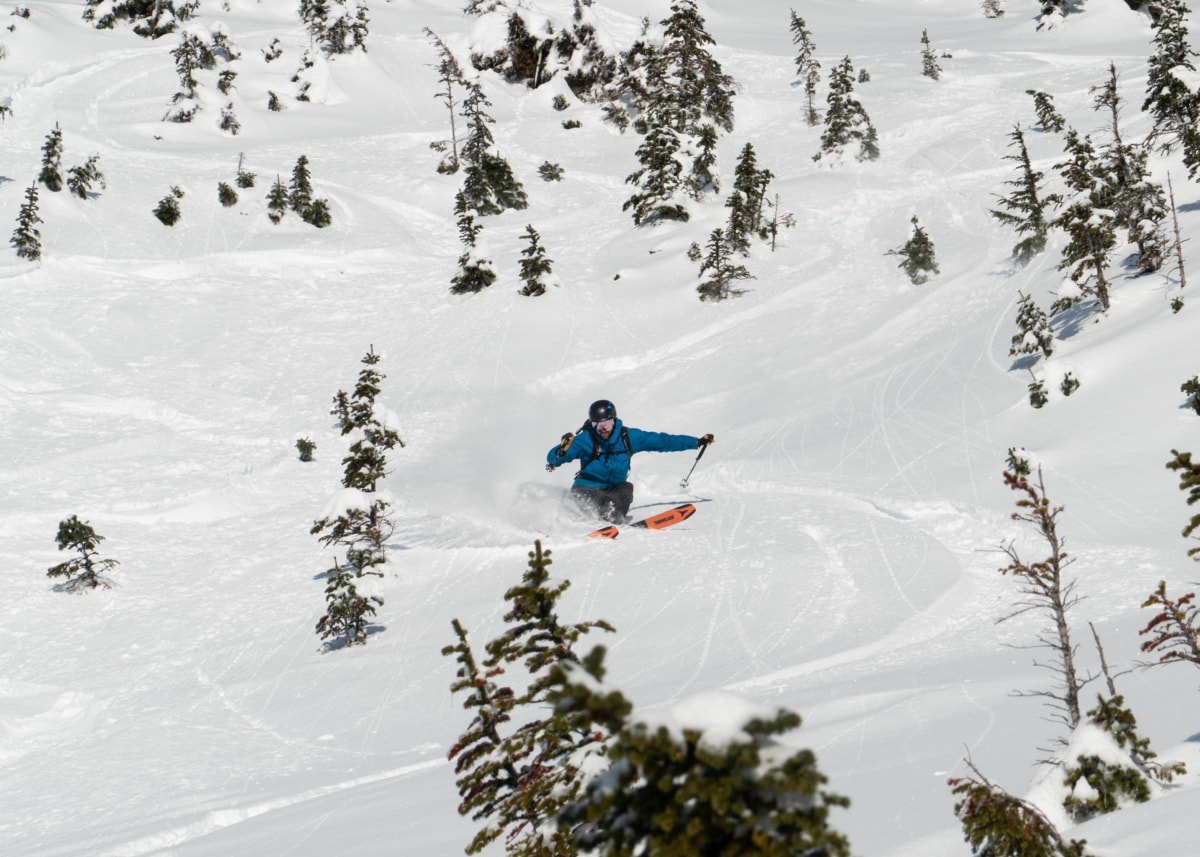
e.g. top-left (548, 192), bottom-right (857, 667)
top-left (626, 428), bottom-right (699, 454)
top-left (547, 432), bottom-right (593, 467)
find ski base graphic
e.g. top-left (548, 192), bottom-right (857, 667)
top-left (586, 503), bottom-right (697, 540)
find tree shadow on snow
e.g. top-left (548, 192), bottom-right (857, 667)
top-left (318, 624), bottom-right (387, 653)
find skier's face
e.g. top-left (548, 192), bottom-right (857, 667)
top-left (591, 418), bottom-right (615, 438)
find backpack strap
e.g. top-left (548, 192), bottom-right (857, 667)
top-left (581, 425), bottom-right (633, 466)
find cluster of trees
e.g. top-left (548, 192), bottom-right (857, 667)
top-left (9, 123), bottom-right (105, 260)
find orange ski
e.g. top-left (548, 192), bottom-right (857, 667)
top-left (586, 504), bottom-right (696, 539)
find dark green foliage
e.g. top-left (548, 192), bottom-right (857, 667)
top-left (217, 182), bottom-right (238, 207)
top-left (552, 647), bottom-right (852, 857)
top-left (1006, 447), bottom-right (1032, 476)
top-left (561, 118), bottom-right (581, 129)
top-left (697, 228), bottom-right (753, 302)
top-left (219, 103), bottom-right (240, 135)
top-left (267, 90), bottom-right (284, 111)
top-left (263, 37), bottom-right (283, 62)
top-left (921, 29), bottom-right (941, 80)
top-left (67, 154), bottom-right (105, 199)
top-left (624, 125), bottom-right (689, 225)
top-left (1166, 449), bottom-right (1200, 558)
top-left (303, 198), bottom-right (332, 228)
top-left (724, 142), bottom-right (773, 253)
top-left (1182, 375), bottom-right (1200, 414)
top-left (236, 162), bottom-right (256, 188)
top-left (315, 558), bottom-right (382, 647)
top-left (38, 123), bottom-right (64, 192)
top-left (301, 0), bottom-right (369, 56)
top-left (459, 80), bottom-right (528, 215)
top-left (153, 186), bottom-right (184, 226)
top-left (653, 0), bottom-right (735, 134)
top-left (47, 515), bottom-right (119, 591)
top-left (82, 0), bottom-right (198, 38)
top-left (1027, 89), bottom-right (1065, 132)
top-left (790, 10), bottom-right (821, 126)
top-left (1143, 0), bottom-right (1200, 154)
top-left (1140, 579), bottom-right (1200, 663)
top-left (165, 30), bottom-right (216, 122)
top-left (518, 225), bottom-right (553, 296)
top-left (472, 12), bottom-right (553, 86)
top-left (816, 57), bottom-right (879, 162)
top-left (296, 437), bottom-right (317, 461)
top-left (950, 764), bottom-right (1096, 857)
top-left (1028, 374), bottom-right (1049, 408)
top-left (1010, 291), bottom-right (1054, 359)
top-left (991, 125), bottom-right (1054, 264)
top-left (11, 183), bottom-right (42, 260)
top-left (888, 215), bottom-right (939, 284)
top-left (1052, 129), bottom-right (1116, 314)
top-left (552, 94), bottom-right (569, 111)
top-left (266, 176), bottom-right (289, 224)
top-left (217, 68), bottom-right (237, 95)
top-left (451, 191), bottom-right (497, 294)
top-left (537, 161), bottom-right (563, 181)
top-left (1060, 372), bottom-right (1080, 396)
top-left (445, 543), bottom-right (614, 857)
top-left (289, 154), bottom-right (314, 212)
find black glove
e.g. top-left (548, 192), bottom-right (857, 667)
top-left (545, 462), bottom-right (556, 472)
top-left (698, 433), bottom-right (714, 447)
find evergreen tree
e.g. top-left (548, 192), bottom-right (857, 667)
top-left (82, 0), bottom-right (198, 38)
top-left (1052, 129), bottom-right (1117, 314)
top-left (38, 124), bottom-right (64, 192)
top-left (315, 558), bottom-right (382, 647)
top-left (425, 28), bottom-right (466, 173)
top-left (303, 198), bottom-right (333, 228)
top-left (459, 80), bottom-right (527, 215)
top-left (888, 215), bottom-right (939, 284)
top-left (1027, 89), bottom-right (1066, 133)
top-left (790, 9), bottom-right (821, 126)
top-left (1091, 63), bottom-right (1167, 273)
top-left (1140, 578), bottom-right (1200, 665)
top-left (11, 183), bottom-right (42, 261)
top-left (724, 142), bottom-right (773, 254)
top-left (950, 761), bottom-right (1097, 857)
top-left (289, 154), bottom-right (314, 213)
top-left (697, 227), bottom-right (753, 301)
top-left (557, 0), bottom-right (618, 101)
top-left (266, 176), bottom-right (290, 224)
top-left (218, 181), bottom-right (238, 207)
top-left (1165, 449), bottom-right (1200, 559)
top-left (650, 0), bottom-right (735, 135)
top-left (517, 225), bottom-right (553, 296)
top-left (66, 155), bottom-right (106, 200)
top-left (165, 29), bottom-right (217, 123)
top-left (1142, 0), bottom-right (1200, 154)
top-left (816, 57), bottom-right (879, 162)
top-left (451, 191), bottom-right (498, 294)
top-left (153, 186), bottom-right (184, 226)
top-left (46, 515), bottom-right (119, 591)
top-left (991, 125), bottom-right (1054, 264)
top-left (1010, 291), bottom-right (1055, 359)
top-left (623, 124), bottom-right (689, 225)
top-left (921, 29), bottom-right (942, 80)
top-left (301, 0), bottom-right (370, 56)
top-left (445, 542), bottom-right (614, 857)
top-left (552, 647), bottom-right (853, 857)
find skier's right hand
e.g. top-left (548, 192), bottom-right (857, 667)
top-left (556, 432), bottom-right (574, 455)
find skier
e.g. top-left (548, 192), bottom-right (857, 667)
top-left (545, 399), bottom-right (713, 523)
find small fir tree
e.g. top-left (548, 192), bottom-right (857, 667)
top-left (1140, 579), bottom-right (1200, 666)
top-left (816, 56), bottom-right (879, 162)
top-left (11, 182), bottom-right (42, 260)
top-left (289, 154), bottom-right (314, 213)
top-left (315, 558), bottom-right (382, 647)
top-left (983, 0), bottom-right (1005, 17)
top-left (1028, 372), bottom-right (1049, 408)
top-left (217, 181), bottom-right (238, 207)
top-left (517, 225), bottom-right (553, 296)
top-left (266, 176), bottom-right (289, 224)
top-left (425, 28), bottom-right (466, 173)
top-left (165, 29), bottom-right (217, 122)
top-left (1143, 0), bottom-right (1200, 155)
top-left (552, 646), bottom-right (853, 857)
top-left (697, 227), bottom-right (753, 301)
top-left (66, 155), bottom-right (105, 199)
top-left (236, 156), bottom-right (257, 188)
top-left (153, 186), bottom-right (184, 226)
top-left (301, 0), bottom-right (370, 56)
top-left (1010, 291), bottom-right (1054, 359)
top-left (887, 215), bottom-right (939, 284)
top-left (920, 29), bottom-right (942, 80)
top-left (1052, 129), bottom-right (1117, 314)
top-left (450, 191), bottom-right (498, 294)
top-left (46, 516), bottom-right (119, 591)
top-left (83, 0), bottom-right (198, 37)
top-left (623, 123), bottom-right (689, 225)
top-left (459, 79), bottom-right (528, 215)
top-left (790, 9), bottom-right (821, 126)
top-left (724, 142), bottom-right (773, 253)
top-left (1027, 89), bottom-right (1066, 133)
top-left (991, 125), bottom-right (1055, 264)
top-left (38, 123), bottom-right (64, 192)
top-left (1165, 449), bottom-right (1200, 558)
top-left (303, 198), bottom-right (332, 228)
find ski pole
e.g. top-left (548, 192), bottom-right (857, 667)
top-left (680, 440), bottom-right (709, 489)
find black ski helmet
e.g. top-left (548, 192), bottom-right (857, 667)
top-left (588, 399), bottom-right (617, 422)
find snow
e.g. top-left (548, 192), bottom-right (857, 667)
top-left (2, 0), bottom-right (1200, 855)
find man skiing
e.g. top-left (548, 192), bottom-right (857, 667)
top-left (545, 399), bottom-right (713, 523)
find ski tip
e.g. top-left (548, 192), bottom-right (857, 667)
top-left (587, 526), bottom-right (620, 540)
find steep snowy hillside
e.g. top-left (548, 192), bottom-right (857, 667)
top-left (2, 2), bottom-right (1200, 856)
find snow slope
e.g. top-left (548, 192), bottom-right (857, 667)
top-left (2, 1), bottom-right (1199, 855)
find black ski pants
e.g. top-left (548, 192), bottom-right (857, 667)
top-left (571, 482), bottom-right (634, 523)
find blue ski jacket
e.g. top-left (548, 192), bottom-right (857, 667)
top-left (546, 419), bottom-right (699, 489)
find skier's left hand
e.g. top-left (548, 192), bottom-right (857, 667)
top-left (698, 433), bottom-right (714, 447)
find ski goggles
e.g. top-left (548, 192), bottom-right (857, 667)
top-left (591, 418), bottom-right (615, 432)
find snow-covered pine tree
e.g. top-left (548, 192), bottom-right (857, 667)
top-left (653, 0), bottom-right (735, 135)
top-left (888, 215), bottom-right (940, 284)
top-left (11, 183), bottom-right (42, 260)
top-left (921, 29), bottom-right (942, 80)
top-left (1052, 129), bottom-right (1117, 313)
top-left (66, 155), bottom-right (105, 199)
top-left (266, 176), bottom-right (289, 223)
top-left (82, 0), bottom-right (198, 38)
top-left (46, 515), bottom-right (120, 591)
top-left (450, 191), bottom-right (498, 294)
top-left (551, 646), bottom-right (853, 857)
top-left (153, 186), bottom-right (184, 226)
top-left (425, 28), bottom-right (466, 173)
top-left (38, 123), bottom-right (64, 192)
top-left (697, 227), bottom-right (753, 301)
top-left (1165, 449), bottom-right (1200, 559)
top-left (218, 181), bottom-right (238, 207)
top-left (1142, 0), bottom-right (1200, 154)
top-left (556, 0), bottom-right (617, 100)
top-left (991, 125), bottom-right (1055, 264)
top-left (315, 557), bottom-right (382, 647)
top-left (1010, 291), bottom-right (1055, 359)
top-left (790, 9), bottom-right (821, 126)
top-left (1090, 62), bottom-right (1167, 273)
top-left (165, 28), bottom-right (217, 123)
top-left (300, 0), bottom-right (369, 56)
top-left (459, 79), bottom-right (528, 215)
top-left (816, 56), bottom-right (880, 162)
top-left (1027, 88), bottom-right (1066, 133)
top-left (445, 542), bottom-right (615, 857)
top-left (623, 124), bottom-right (689, 225)
top-left (723, 143), bottom-right (773, 254)
top-left (517, 225), bottom-right (553, 296)
top-left (471, 11), bottom-right (554, 87)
